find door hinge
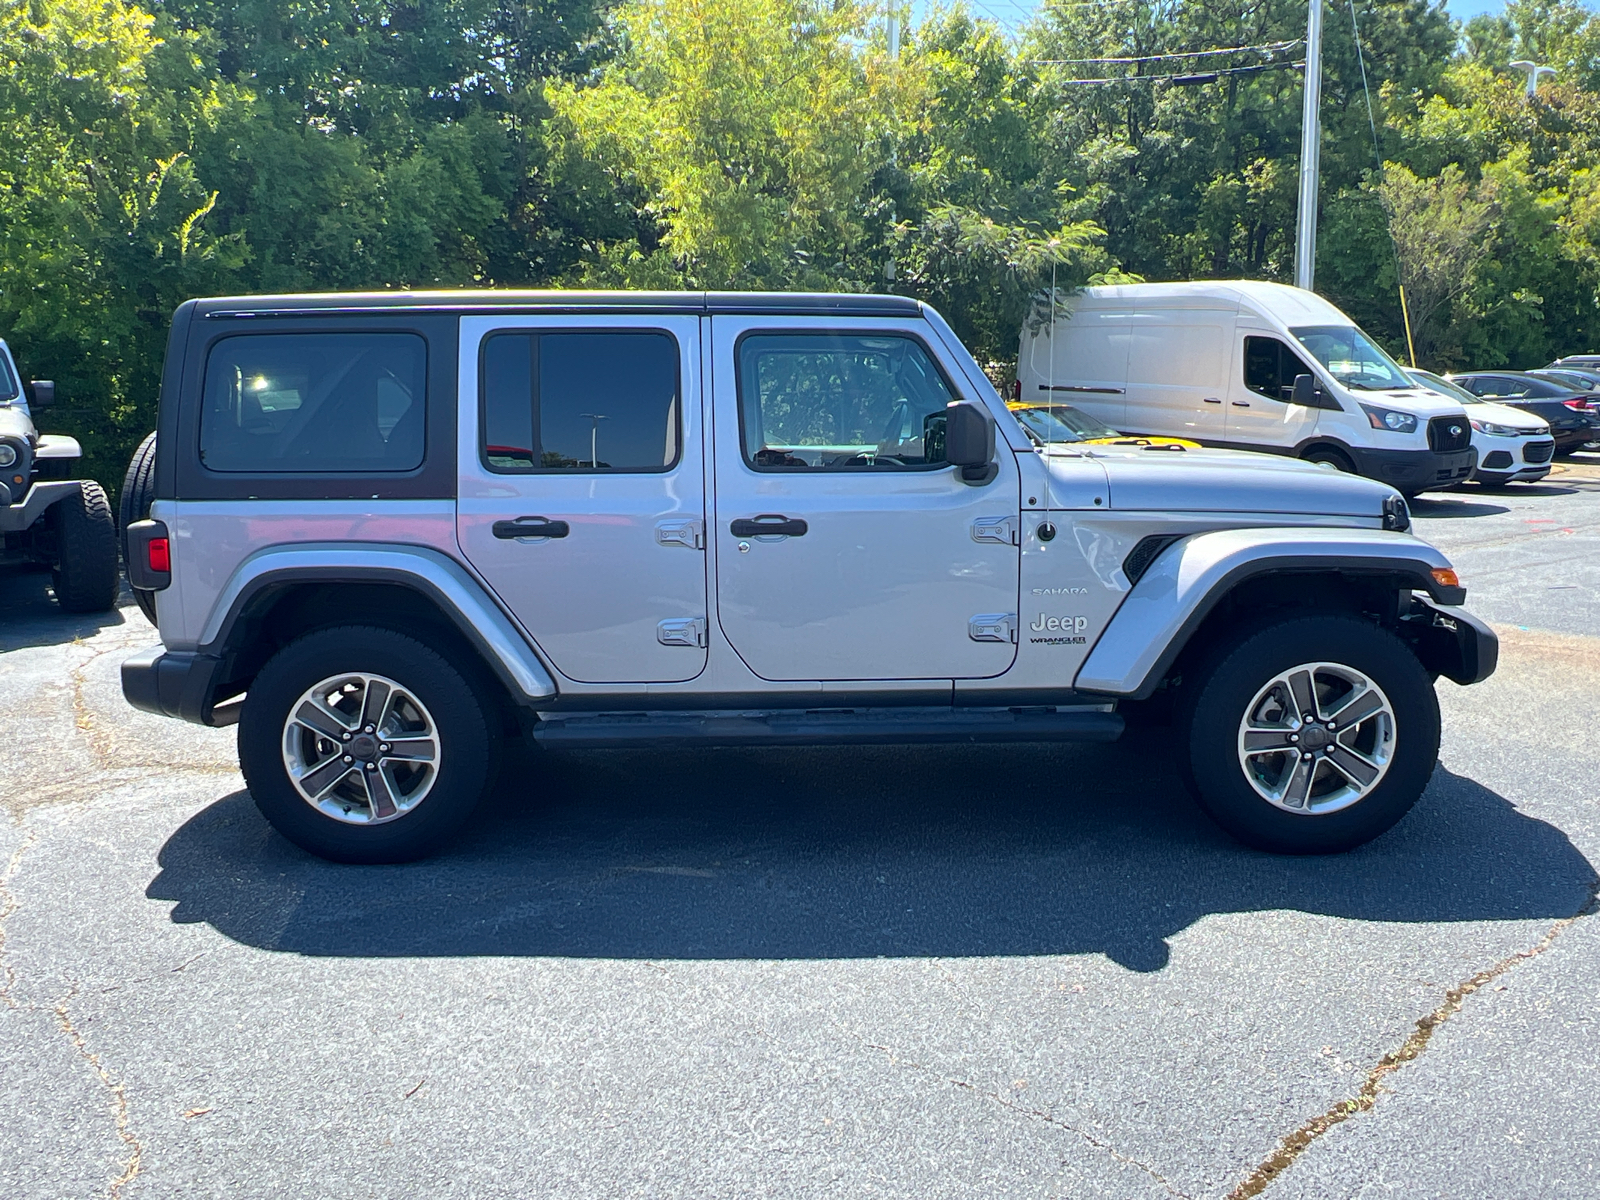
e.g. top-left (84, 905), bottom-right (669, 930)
top-left (657, 618), bottom-right (708, 648)
top-left (968, 613), bottom-right (1017, 643)
top-left (970, 516), bottom-right (1019, 545)
top-left (655, 518), bottom-right (705, 550)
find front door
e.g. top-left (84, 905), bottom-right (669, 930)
top-left (710, 317), bottom-right (1020, 682)
top-left (1229, 331), bottom-right (1324, 448)
top-left (456, 314), bottom-right (709, 684)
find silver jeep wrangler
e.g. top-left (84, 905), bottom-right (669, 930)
top-left (121, 292), bottom-right (1497, 863)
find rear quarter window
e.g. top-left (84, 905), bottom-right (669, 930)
top-left (199, 333), bottom-right (426, 473)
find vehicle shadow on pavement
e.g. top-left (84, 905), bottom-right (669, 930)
top-left (1407, 497), bottom-right (1512, 519)
top-left (0, 568), bottom-right (133, 652)
top-left (146, 731), bottom-right (1597, 972)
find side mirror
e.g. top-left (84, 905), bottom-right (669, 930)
top-left (1290, 373), bottom-right (1320, 408)
top-left (944, 402), bottom-right (997, 484)
top-left (28, 380), bottom-right (53, 409)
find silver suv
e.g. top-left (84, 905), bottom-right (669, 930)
top-left (121, 292), bottom-right (1497, 863)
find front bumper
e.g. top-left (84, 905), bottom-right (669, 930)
top-left (121, 645), bottom-right (241, 726)
top-left (1404, 598), bottom-right (1498, 686)
top-left (1349, 446), bottom-right (1476, 494)
top-left (0, 480), bottom-right (79, 532)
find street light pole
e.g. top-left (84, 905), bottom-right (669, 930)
top-left (1295, 0), bottom-right (1323, 291)
top-left (579, 413), bottom-right (608, 468)
top-left (1509, 59), bottom-right (1557, 97)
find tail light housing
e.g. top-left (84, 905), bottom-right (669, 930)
top-left (125, 519), bottom-right (171, 591)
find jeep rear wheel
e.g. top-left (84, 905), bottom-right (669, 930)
top-left (1180, 616), bottom-right (1440, 854)
top-left (51, 481), bottom-right (119, 613)
top-left (239, 626), bottom-right (495, 863)
top-left (119, 431), bottom-right (159, 625)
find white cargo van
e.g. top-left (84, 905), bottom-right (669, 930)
top-left (1016, 281), bottom-right (1476, 496)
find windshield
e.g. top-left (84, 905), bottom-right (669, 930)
top-left (1011, 403), bottom-right (1121, 444)
top-left (1291, 325), bottom-right (1412, 391)
top-left (0, 344), bottom-right (18, 402)
top-left (1406, 369), bottom-right (1478, 405)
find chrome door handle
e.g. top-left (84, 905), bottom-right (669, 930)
top-left (493, 516), bottom-right (570, 539)
top-left (1231, 401), bottom-right (1251, 408)
top-left (730, 514), bottom-right (808, 537)
top-left (1202, 397), bottom-right (1222, 404)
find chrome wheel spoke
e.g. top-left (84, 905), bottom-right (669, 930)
top-left (360, 679), bottom-right (392, 732)
top-left (1325, 685), bottom-right (1383, 729)
top-left (364, 767), bottom-right (400, 820)
top-left (381, 737), bottom-right (436, 763)
top-left (1286, 669), bottom-right (1318, 720)
top-left (1242, 728), bottom-right (1296, 753)
top-left (1280, 756), bottom-right (1315, 809)
top-left (1326, 744), bottom-right (1381, 787)
top-left (294, 699), bottom-right (352, 740)
top-left (299, 756), bottom-right (354, 800)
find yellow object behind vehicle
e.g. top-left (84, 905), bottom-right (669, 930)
top-left (1006, 402), bottom-right (1200, 450)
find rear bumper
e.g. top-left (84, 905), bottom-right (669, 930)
top-left (1405, 599), bottom-right (1498, 686)
top-left (1348, 446), bottom-right (1476, 494)
top-left (121, 645), bottom-right (241, 726)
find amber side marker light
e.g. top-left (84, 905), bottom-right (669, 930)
top-left (1431, 568), bottom-right (1460, 589)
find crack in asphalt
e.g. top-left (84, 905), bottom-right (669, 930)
top-left (1225, 874), bottom-right (1600, 1199)
top-left (862, 1041), bottom-right (1192, 1198)
top-left (1, 831), bottom-right (145, 1198)
top-left (52, 981), bottom-right (145, 1199)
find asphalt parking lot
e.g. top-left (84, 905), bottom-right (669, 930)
top-left (2, 455), bottom-right (1597, 1200)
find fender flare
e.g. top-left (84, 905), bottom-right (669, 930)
top-left (200, 542), bottom-right (558, 703)
top-left (1073, 527), bottom-right (1460, 699)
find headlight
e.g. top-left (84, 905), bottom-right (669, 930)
top-left (1469, 419), bottom-right (1525, 437)
top-left (1360, 405), bottom-right (1418, 433)
top-left (0, 442), bottom-right (16, 468)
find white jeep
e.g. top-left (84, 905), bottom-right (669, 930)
top-left (120, 292), bottom-right (1496, 862)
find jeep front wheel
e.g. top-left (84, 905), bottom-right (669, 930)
top-left (1180, 616), bottom-right (1440, 854)
top-left (239, 626), bottom-right (495, 863)
top-left (51, 480), bottom-right (119, 613)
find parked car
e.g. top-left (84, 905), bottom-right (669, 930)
top-left (1016, 281), bottom-right (1476, 497)
top-left (1530, 366), bottom-right (1600, 395)
top-left (1005, 400), bottom-right (1200, 450)
top-left (0, 340), bottom-right (119, 612)
top-left (121, 290), bottom-right (1496, 863)
top-left (1444, 371), bottom-right (1600, 456)
top-left (1547, 354), bottom-right (1600, 376)
top-left (1405, 369), bottom-right (1555, 487)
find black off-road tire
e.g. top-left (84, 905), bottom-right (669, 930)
top-left (239, 626), bottom-right (496, 864)
top-left (120, 432), bottom-right (159, 625)
top-left (50, 481), bottom-right (119, 613)
top-left (1179, 615), bottom-right (1440, 854)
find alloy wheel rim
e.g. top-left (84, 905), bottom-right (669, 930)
top-left (1235, 661), bottom-right (1396, 816)
top-left (281, 672), bottom-right (441, 825)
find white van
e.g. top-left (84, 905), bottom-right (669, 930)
top-left (1016, 281), bottom-right (1476, 496)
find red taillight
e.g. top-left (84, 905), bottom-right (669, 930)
top-left (147, 537), bottom-right (170, 573)
top-left (1562, 397), bottom-right (1591, 410)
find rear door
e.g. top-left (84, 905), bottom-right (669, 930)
top-left (710, 316), bottom-right (1020, 682)
top-left (1122, 311), bottom-right (1230, 440)
top-left (456, 314), bottom-right (709, 684)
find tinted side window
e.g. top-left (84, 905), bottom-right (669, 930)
top-left (1473, 376), bottom-right (1525, 397)
top-left (737, 332), bottom-right (956, 470)
top-left (200, 333), bottom-right (425, 473)
top-left (480, 331), bottom-right (680, 473)
top-left (1244, 336), bottom-right (1316, 402)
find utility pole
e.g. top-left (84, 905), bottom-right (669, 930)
top-left (1295, 0), bottom-right (1323, 291)
top-left (1509, 59), bottom-right (1557, 97)
top-left (579, 413), bottom-right (608, 468)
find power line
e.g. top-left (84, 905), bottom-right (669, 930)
top-left (1030, 38), bottom-right (1302, 66)
top-left (1050, 59), bottom-right (1305, 85)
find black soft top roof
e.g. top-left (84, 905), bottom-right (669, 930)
top-left (190, 290), bottom-right (924, 319)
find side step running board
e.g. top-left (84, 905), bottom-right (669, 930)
top-left (532, 707), bottom-right (1124, 750)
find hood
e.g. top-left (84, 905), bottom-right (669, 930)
top-left (0, 404), bottom-right (36, 443)
top-left (1466, 400), bottom-right (1550, 433)
top-left (1338, 386), bottom-right (1467, 419)
top-left (1050, 445), bottom-right (1396, 518)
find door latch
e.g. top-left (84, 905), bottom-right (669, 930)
top-left (656, 618), bottom-right (707, 648)
top-left (655, 518), bottom-right (705, 550)
top-left (970, 516), bottom-right (1019, 545)
top-left (968, 613), bottom-right (1017, 643)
